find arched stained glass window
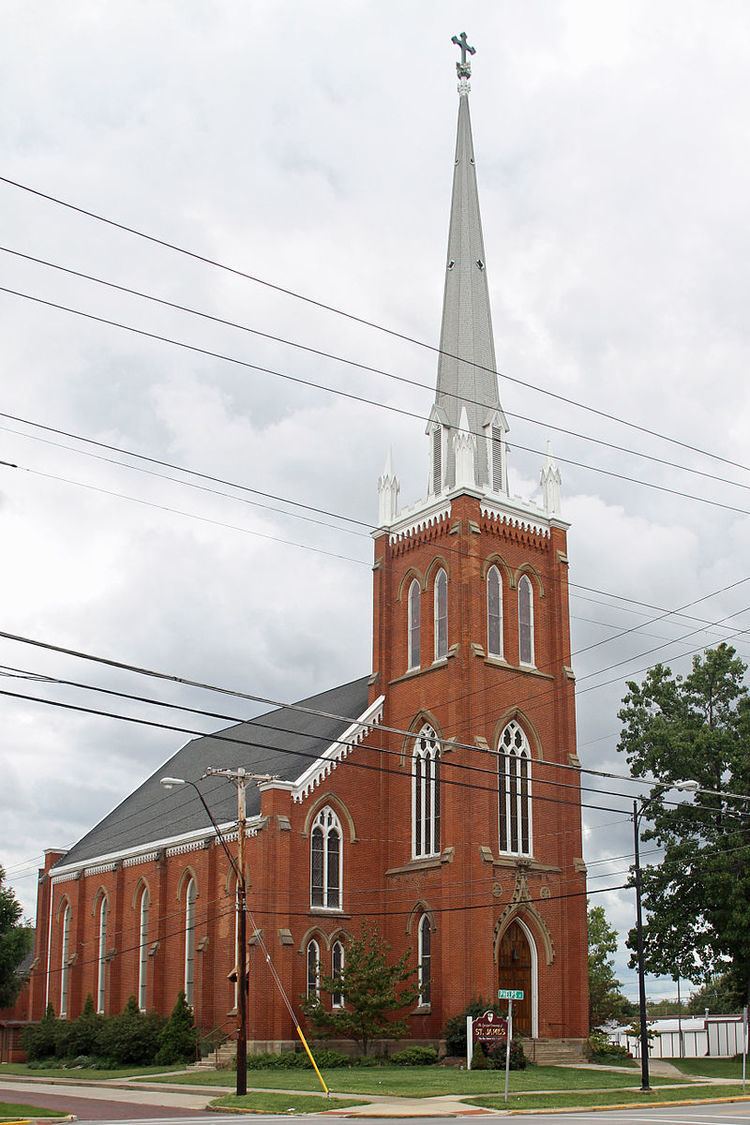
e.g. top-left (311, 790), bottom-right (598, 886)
top-left (499, 721), bottom-right (532, 856)
top-left (184, 877), bottom-right (197, 1007)
top-left (310, 807), bottom-right (343, 910)
top-left (408, 579), bottom-right (421, 670)
top-left (434, 568), bottom-right (448, 660)
top-left (96, 895), bottom-right (108, 1014)
top-left (138, 886), bottom-right (150, 1011)
top-left (60, 903), bottom-right (71, 1017)
top-left (331, 940), bottom-right (345, 1008)
top-left (417, 914), bottom-right (432, 1007)
top-left (306, 939), bottom-right (320, 999)
top-left (518, 575), bottom-right (534, 666)
top-left (412, 725), bottom-right (440, 859)
top-left (487, 565), bottom-right (503, 657)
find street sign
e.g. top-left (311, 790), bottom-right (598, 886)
top-left (498, 988), bottom-right (524, 1000)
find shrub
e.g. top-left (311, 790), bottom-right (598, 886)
top-left (155, 991), bottom-right (199, 1066)
top-left (55, 995), bottom-right (102, 1059)
top-left (471, 1041), bottom-right (488, 1069)
top-left (483, 1037), bottom-right (527, 1070)
top-left (391, 1046), bottom-right (438, 1066)
top-left (247, 1048), bottom-right (352, 1070)
top-left (21, 1004), bottom-right (59, 1060)
top-left (97, 996), bottom-right (165, 1065)
top-left (588, 1031), bottom-right (630, 1062)
top-left (444, 999), bottom-right (503, 1057)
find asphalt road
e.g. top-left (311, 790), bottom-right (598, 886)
top-left (82, 1111), bottom-right (750, 1125)
top-left (0, 1087), bottom-right (209, 1121)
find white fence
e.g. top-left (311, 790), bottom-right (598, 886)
top-left (614, 1016), bottom-right (746, 1059)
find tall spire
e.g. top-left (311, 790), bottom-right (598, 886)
top-left (428, 34), bottom-right (508, 497)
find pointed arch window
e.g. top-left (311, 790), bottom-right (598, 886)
top-left (184, 876), bottom-right (197, 1007)
top-left (434, 568), bottom-right (448, 661)
top-left (487, 565), bottom-right (503, 658)
top-left (306, 939), bottom-right (320, 999)
top-left (96, 895), bottom-right (108, 1014)
top-left (407, 579), bottom-right (421, 671)
top-left (60, 903), bottom-right (71, 1017)
top-left (331, 940), bottom-right (345, 1008)
top-left (499, 721), bottom-right (532, 856)
top-left (310, 806), bottom-right (342, 910)
top-left (412, 725), bottom-right (440, 859)
top-left (417, 914), bottom-right (432, 1007)
top-left (518, 575), bottom-right (535, 666)
top-left (137, 886), bottom-right (150, 1011)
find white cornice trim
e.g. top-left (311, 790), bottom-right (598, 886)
top-left (293, 696), bottom-right (385, 803)
top-left (385, 500), bottom-right (452, 543)
top-left (49, 818), bottom-right (260, 879)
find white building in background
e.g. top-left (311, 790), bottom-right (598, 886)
top-left (611, 1014), bottom-right (747, 1059)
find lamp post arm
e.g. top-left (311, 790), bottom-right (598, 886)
top-left (187, 778), bottom-right (243, 885)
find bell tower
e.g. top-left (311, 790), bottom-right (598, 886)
top-left (368, 35), bottom-right (589, 1053)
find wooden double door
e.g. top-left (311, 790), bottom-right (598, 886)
top-left (498, 920), bottom-right (533, 1036)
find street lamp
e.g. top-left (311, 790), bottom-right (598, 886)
top-left (160, 769), bottom-right (273, 1097)
top-left (632, 779), bottom-right (699, 1092)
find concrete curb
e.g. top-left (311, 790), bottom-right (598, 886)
top-left (505, 1093), bottom-right (750, 1115)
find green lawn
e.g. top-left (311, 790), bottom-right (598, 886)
top-left (154, 1064), bottom-right (685, 1097)
top-left (0, 1063), bottom-right (184, 1082)
top-left (210, 1093), bottom-right (368, 1114)
top-left (0, 1103), bottom-right (67, 1120)
top-left (673, 1057), bottom-right (747, 1079)
top-left (468, 1082), bottom-right (750, 1111)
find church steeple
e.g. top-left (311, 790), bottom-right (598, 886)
top-left (428, 33), bottom-right (509, 497)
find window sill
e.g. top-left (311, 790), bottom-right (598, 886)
top-left (485, 659), bottom-right (554, 681)
top-left (411, 1004), bottom-right (431, 1016)
top-left (492, 854), bottom-right (561, 873)
top-left (308, 907), bottom-right (350, 917)
top-left (389, 654), bottom-right (456, 687)
top-left (386, 856), bottom-right (442, 876)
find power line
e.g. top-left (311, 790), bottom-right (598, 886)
top-left (4, 243), bottom-right (750, 498)
top-left (5, 283), bottom-right (750, 523)
top-left (1, 175), bottom-right (747, 477)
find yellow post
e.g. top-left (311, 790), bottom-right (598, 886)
top-left (295, 1023), bottom-right (330, 1095)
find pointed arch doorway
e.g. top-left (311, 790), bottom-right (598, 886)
top-left (498, 919), bottom-right (535, 1037)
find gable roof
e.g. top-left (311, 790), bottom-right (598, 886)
top-left (55, 676), bottom-right (371, 871)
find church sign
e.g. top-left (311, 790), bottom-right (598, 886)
top-left (473, 1010), bottom-right (508, 1044)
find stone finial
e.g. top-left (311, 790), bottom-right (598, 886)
top-left (540, 441), bottom-right (562, 516)
top-left (377, 447), bottom-right (400, 526)
top-left (453, 406), bottom-right (477, 490)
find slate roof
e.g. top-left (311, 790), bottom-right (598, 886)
top-left (55, 676), bottom-right (370, 871)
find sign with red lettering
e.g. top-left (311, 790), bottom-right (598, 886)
top-left (473, 1010), bottom-right (508, 1043)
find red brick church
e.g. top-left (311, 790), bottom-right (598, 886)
top-left (8, 40), bottom-right (589, 1059)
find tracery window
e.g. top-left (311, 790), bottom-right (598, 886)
top-left (306, 939), bottom-right (320, 999)
top-left (434, 568), bottom-right (448, 661)
top-left (408, 579), bottom-right (421, 670)
top-left (310, 806), bottom-right (342, 910)
top-left (487, 565), bottom-right (503, 658)
top-left (137, 886), bottom-right (150, 1011)
top-left (499, 721), bottom-right (532, 856)
top-left (60, 903), bottom-right (71, 1017)
top-left (417, 914), bottom-right (432, 1007)
top-left (518, 575), bottom-right (535, 666)
top-left (412, 724), bottom-right (440, 859)
top-left (184, 877), bottom-right (197, 1007)
top-left (331, 940), bottom-right (345, 1008)
top-left (96, 895), bottom-right (108, 1014)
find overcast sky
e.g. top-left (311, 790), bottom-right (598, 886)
top-left (2, 0), bottom-right (750, 1004)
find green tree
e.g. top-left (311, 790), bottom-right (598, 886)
top-left (0, 864), bottom-right (33, 1008)
top-left (587, 905), bottom-right (634, 1029)
top-left (617, 645), bottom-right (750, 1002)
top-left (301, 923), bottom-right (417, 1056)
top-left (156, 991), bottom-right (198, 1065)
top-left (687, 972), bottom-right (744, 1015)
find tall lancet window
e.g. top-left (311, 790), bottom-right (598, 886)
top-left (431, 427), bottom-right (443, 494)
top-left (184, 877), bottom-right (197, 1007)
top-left (417, 914), bottom-right (432, 1007)
top-left (96, 895), bottom-right (108, 1014)
top-left (331, 940), bottom-right (345, 1008)
top-left (499, 721), bottom-right (532, 856)
top-left (518, 575), bottom-right (535, 666)
top-left (434, 568), bottom-right (448, 660)
top-left (487, 566), bottom-right (503, 658)
top-left (412, 724), bottom-right (440, 858)
top-left (137, 886), bottom-right (150, 1011)
top-left (407, 579), bottom-right (421, 670)
top-left (310, 806), bottom-right (342, 910)
top-left (60, 903), bottom-right (71, 1017)
top-left (306, 939), bottom-right (320, 999)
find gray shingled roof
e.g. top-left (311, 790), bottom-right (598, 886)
top-left (56, 676), bottom-right (370, 870)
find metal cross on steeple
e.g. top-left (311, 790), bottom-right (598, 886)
top-left (451, 31), bottom-right (476, 76)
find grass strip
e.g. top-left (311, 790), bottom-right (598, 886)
top-left (152, 1064), bottom-right (685, 1096)
top-left (210, 1093), bottom-right (369, 1114)
top-left (672, 1057), bottom-right (746, 1079)
top-left (466, 1081), bottom-right (750, 1111)
top-left (0, 1064), bottom-right (183, 1082)
top-left (0, 1102), bottom-right (68, 1119)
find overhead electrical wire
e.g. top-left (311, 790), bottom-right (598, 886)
top-left (3, 244), bottom-right (749, 498)
top-left (1, 175), bottom-right (747, 477)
